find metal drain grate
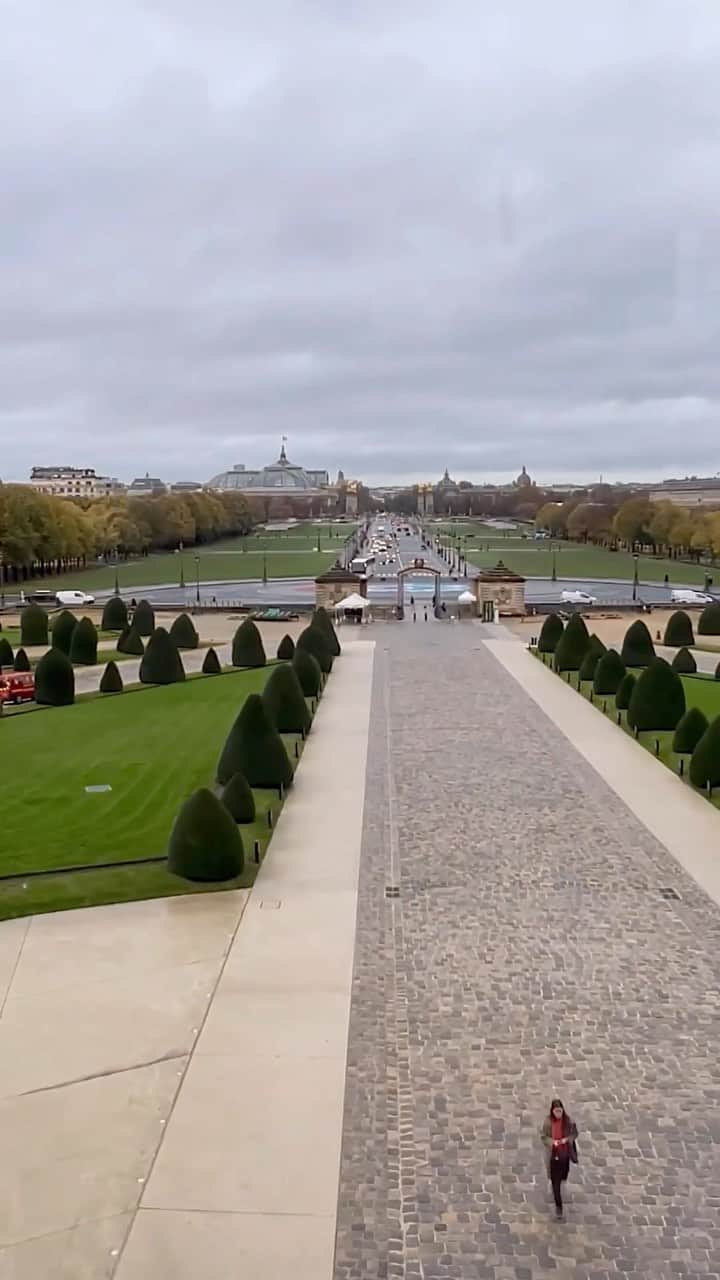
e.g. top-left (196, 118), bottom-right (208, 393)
top-left (385, 886), bottom-right (400, 899)
top-left (659, 887), bottom-right (681, 901)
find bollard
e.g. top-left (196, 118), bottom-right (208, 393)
top-left (294, 741), bottom-right (299, 759)
top-left (278, 781), bottom-right (284, 799)
top-left (267, 808), bottom-right (273, 829)
top-left (655, 739), bottom-right (660, 756)
top-left (679, 758), bottom-right (684, 777)
top-left (254, 840), bottom-right (260, 865)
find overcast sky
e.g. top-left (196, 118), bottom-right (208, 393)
top-left (2, 1), bottom-right (719, 487)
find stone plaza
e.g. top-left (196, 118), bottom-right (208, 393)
top-left (1, 623), bottom-right (720, 1277)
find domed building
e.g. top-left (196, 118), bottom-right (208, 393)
top-left (208, 441), bottom-right (330, 495)
top-left (514, 465), bottom-right (532, 488)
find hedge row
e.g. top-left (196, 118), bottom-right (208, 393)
top-left (167, 608), bottom-right (340, 884)
top-left (535, 611), bottom-right (720, 801)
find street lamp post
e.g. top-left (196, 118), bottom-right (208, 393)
top-left (179, 556), bottom-right (185, 590)
top-left (632, 553), bottom-right (639, 602)
top-left (195, 555), bottom-right (200, 606)
top-left (551, 545), bottom-right (557, 582)
top-left (262, 553), bottom-right (268, 586)
top-left (113, 561), bottom-right (120, 597)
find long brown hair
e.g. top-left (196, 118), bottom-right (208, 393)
top-left (549, 1098), bottom-right (572, 1135)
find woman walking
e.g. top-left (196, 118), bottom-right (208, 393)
top-left (541, 1099), bottom-right (578, 1219)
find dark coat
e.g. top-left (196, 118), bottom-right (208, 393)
top-left (540, 1115), bottom-right (578, 1173)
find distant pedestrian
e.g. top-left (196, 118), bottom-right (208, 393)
top-left (424, 607), bottom-right (428, 621)
top-left (413, 610), bottom-right (417, 622)
top-left (541, 1099), bottom-right (578, 1219)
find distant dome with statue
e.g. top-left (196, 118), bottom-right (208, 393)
top-left (436, 467), bottom-right (459, 492)
top-left (515, 465), bottom-right (532, 488)
top-left (208, 441), bottom-right (330, 493)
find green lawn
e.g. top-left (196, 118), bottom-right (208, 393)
top-left (12, 524), bottom-right (358, 594)
top-left (429, 522), bottom-right (714, 585)
top-left (0, 666), bottom-right (305, 919)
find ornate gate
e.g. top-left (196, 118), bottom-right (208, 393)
top-left (396, 559), bottom-right (442, 619)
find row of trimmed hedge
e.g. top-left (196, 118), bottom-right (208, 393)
top-left (535, 613), bottom-right (720, 798)
top-left (167, 608), bottom-right (340, 883)
top-left (540, 610), bottom-right (720, 680)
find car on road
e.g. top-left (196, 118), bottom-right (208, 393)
top-left (25, 589), bottom-right (96, 608)
top-left (0, 671), bottom-right (35, 706)
top-left (561, 589), bottom-right (598, 605)
top-left (670, 589), bottom-right (715, 605)
top-left (56, 590), bottom-right (96, 607)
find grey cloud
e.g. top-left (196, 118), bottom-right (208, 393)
top-left (1, 0), bottom-right (719, 485)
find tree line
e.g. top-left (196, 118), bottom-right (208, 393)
top-left (535, 495), bottom-right (720, 561)
top-left (0, 486), bottom-right (253, 585)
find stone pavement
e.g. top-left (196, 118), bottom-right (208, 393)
top-left (333, 623), bottom-right (720, 1279)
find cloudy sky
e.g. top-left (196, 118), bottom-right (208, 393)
top-left (2, 1), bottom-right (719, 487)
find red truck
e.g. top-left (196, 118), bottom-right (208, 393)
top-left (0, 671), bottom-right (35, 706)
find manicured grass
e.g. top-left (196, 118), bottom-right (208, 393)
top-left (12, 524), bottom-right (358, 594)
top-left (430, 523), bottom-right (714, 585)
top-left (0, 666), bottom-right (309, 919)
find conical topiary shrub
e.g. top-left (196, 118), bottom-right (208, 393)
top-left (296, 623), bottom-right (333, 674)
top-left (117, 625), bottom-right (144, 656)
top-left (593, 648), bottom-right (626, 696)
top-left (664, 610), bottom-right (694, 647)
top-left (216, 693), bottom-right (293, 788)
top-left (168, 788), bottom-right (244, 882)
top-left (220, 772), bottom-right (256, 823)
top-left (69, 617), bottom-right (98, 665)
top-left (133, 599), bottom-right (155, 636)
top-left (202, 646), bottom-right (222, 674)
top-left (51, 609), bottom-right (77, 656)
top-left (277, 633), bottom-right (296, 660)
top-left (292, 647), bottom-right (322, 697)
top-left (312, 606), bottom-right (341, 658)
top-left (231, 618), bottom-right (266, 668)
top-left (690, 717), bottom-right (720, 790)
top-left (0, 636), bottom-right (13, 668)
top-left (615, 671), bottom-right (636, 711)
top-left (35, 647), bottom-right (75, 706)
top-left (139, 627), bottom-right (185, 684)
top-left (672, 706), bottom-right (708, 756)
top-left (578, 634), bottom-right (607, 682)
top-left (20, 603), bottom-right (48, 646)
top-left (169, 612), bottom-right (199, 650)
top-left (13, 647), bottom-right (31, 673)
top-left (100, 660), bottom-right (124, 693)
top-left (101, 595), bottom-right (128, 631)
top-left (538, 613), bottom-right (564, 654)
top-left (627, 657), bottom-right (686, 733)
top-left (698, 603), bottom-right (720, 636)
top-left (553, 613), bottom-right (590, 673)
top-left (672, 647), bottom-right (697, 675)
top-left (620, 619), bottom-right (655, 668)
top-left (262, 662), bottom-right (311, 735)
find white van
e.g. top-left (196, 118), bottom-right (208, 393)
top-left (55, 589), bottom-right (96, 607)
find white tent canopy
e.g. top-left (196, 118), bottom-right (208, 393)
top-left (457, 590), bottom-right (476, 604)
top-left (333, 592), bottom-right (369, 610)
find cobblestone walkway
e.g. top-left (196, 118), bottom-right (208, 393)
top-left (333, 625), bottom-right (720, 1280)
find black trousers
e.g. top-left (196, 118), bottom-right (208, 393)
top-left (550, 1155), bottom-right (570, 1209)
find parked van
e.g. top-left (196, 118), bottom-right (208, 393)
top-left (0, 671), bottom-right (35, 706)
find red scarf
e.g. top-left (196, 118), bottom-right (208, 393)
top-left (551, 1117), bottom-right (567, 1148)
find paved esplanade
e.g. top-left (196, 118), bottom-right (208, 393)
top-left (334, 624), bottom-right (720, 1279)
